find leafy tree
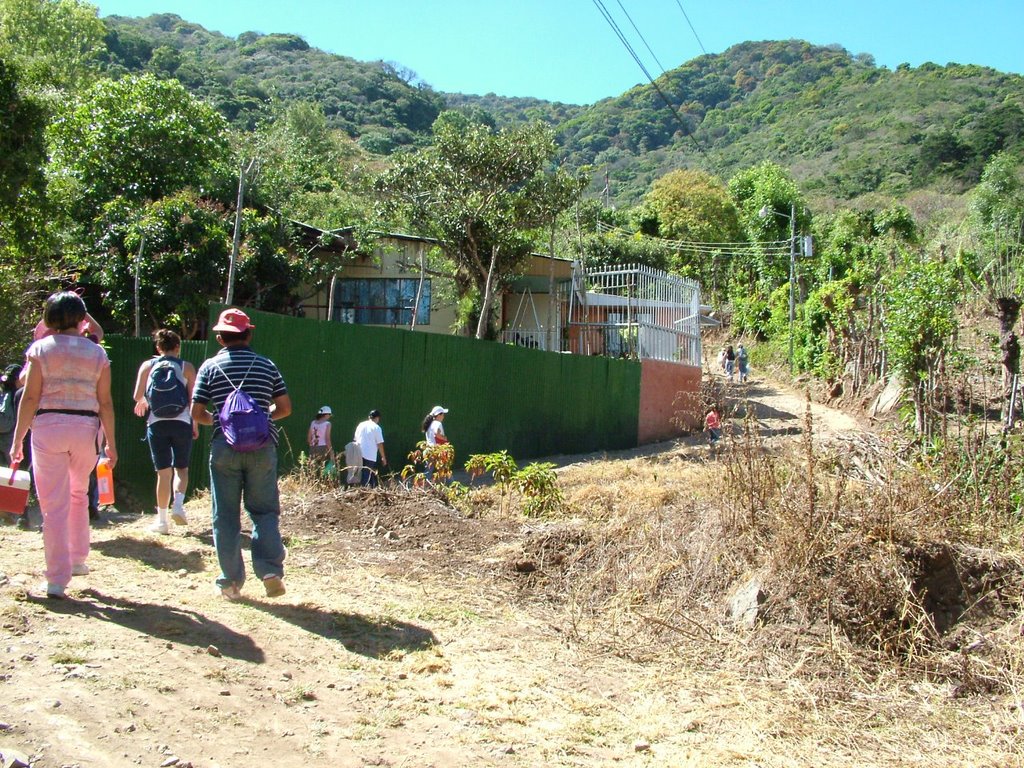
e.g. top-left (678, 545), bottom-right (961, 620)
top-left (0, 0), bottom-right (105, 99)
top-left (728, 161), bottom-right (809, 283)
top-left (376, 114), bottom-right (584, 338)
top-left (643, 169), bottom-right (743, 244)
top-left (0, 57), bottom-right (52, 359)
top-left (883, 257), bottom-right (958, 434)
top-left (639, 168), bottom-right (744, 300)
top-left (46, 73), bottom-right (230, 221)
top-left (93, 186), bottom-right (320, 338)
top-left (964, 152), bottom-right (1024, 416)
top-left (727, 161), bottom-right (809, 336)
top-left (0, 57), bottom-right (45, 216)
top-left (93, 192), bottom-right (231, 338)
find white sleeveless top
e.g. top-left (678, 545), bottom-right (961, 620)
top-left (310, 419), bottom-right (330, 447)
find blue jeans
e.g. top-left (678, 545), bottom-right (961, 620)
top-left (209, 438), bottom-right (285, 589)
top-left (361, 458), bottom-right (379, 488)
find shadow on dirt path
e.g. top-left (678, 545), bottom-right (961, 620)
top-left (250, 601), bottom-right (437, 658)
top-left (31, 587), bottom-right (265, 663)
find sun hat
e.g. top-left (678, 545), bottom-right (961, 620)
top-left (429, 405), bottom-right (449, 417)
top-left (212, 308), bottom-right (255, 333)
top-left (318, 405), bottom-right (332, 415)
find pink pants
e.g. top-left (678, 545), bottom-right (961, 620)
top-left (31, 418), bottom-right (98, 588)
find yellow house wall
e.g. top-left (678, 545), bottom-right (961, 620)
top-left (300, 238), bottom-right (573, 337)
top-left (300, 238), bottom-right (459, 333)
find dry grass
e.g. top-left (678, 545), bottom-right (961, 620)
top-left (270, 414), bottom-right (1024, 764)
top-left (532, 400), bottom-right (1024, 695)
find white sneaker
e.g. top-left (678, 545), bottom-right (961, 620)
top-left (71, 563), bottom-right (90, 576)
top-left (149, 521), bottom-right (169, 535)
top-left (43, 582), bottom-right (65, 599)
top-left (171, 496), bottom-right (187, 526)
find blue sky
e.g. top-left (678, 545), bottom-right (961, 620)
top-left (94, 0), bottom-right (1024, 105)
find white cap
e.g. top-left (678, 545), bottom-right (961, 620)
top-left (429, 405), bottom-right (448, 417)
top-left (318, 405), bottom-right (332, 415)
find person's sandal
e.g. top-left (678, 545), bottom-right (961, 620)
top-left (262, 575), bottom-right (285, 598)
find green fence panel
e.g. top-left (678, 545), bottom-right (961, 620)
top-left (103, 306), bottom-right (641, 497)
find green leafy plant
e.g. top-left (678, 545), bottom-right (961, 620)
top-left (512, 462), bottom-right (563, 517)
top-left (402, 440), bottom-right (455, 487)
top-left (464, 451), bottom-right (563, 517)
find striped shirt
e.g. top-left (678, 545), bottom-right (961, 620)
top-left (192, 346), bottom-right (287, 442)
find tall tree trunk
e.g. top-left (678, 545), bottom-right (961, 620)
top-left (475, 245), bottom-right (500, 340)
top-left (997, 296), bottom-right (1021, 422)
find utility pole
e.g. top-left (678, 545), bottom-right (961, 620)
top-left (788, 202), bottom-right (796, 373)
top-left (133, 234), bottom-right (145, 337)
top-left (225, 158), bottom-right (257, 306)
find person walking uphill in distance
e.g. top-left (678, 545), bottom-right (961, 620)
top-left (133, 329), bottom-right (197, 534)
top-left (354, 409), bottom-right (387, 487)
top-left (10, 292), bottom-right (117, 599)
top-left (190, 308), bottom-right (291, 601)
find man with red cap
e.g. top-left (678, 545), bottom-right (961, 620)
top-left (191, 308), bottom-right (292, 601)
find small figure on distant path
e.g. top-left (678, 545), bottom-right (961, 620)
top-left (354, 409), bottom-right (387, 488)
top-left (0, 363), bottom-right (20, 465)
top-left (705, 406), bottom-right (722, 447)
top-left (737, 344), bottom-right (750, 383)
top-left (423, 405), bottom-right (448, 447)
top-left (717, 347), bottom-right (727, 373)
top-left (725, 345), bottom-right (736, 382)
top-left (307, 405), bottom-right (334, 465)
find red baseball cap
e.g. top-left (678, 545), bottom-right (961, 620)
top-left (212, 308), bottom-right (255, 333)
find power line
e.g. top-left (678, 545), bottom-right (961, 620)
top-left (591, 0), bottom-right (712, 166)
top-left (596, 222), bottom-right (792, 257)
top-left (673, 0), bottom-right (707, 56)
top-left (614, 0), bottom-right (667, 74)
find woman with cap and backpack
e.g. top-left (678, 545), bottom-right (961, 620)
top-left (132, 329), bottom-right (196, 534)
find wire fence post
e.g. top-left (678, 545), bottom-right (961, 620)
top-left (1008, 373), bottom-right (1019, 430)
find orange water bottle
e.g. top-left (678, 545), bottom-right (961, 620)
top-left (96, 458), bottom-right (115, 506)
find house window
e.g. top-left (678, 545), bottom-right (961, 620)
top-left (333, 278), bottom-right (431, 326)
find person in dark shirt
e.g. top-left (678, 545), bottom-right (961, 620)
top-left (190, 308), bottom-right (292, 601)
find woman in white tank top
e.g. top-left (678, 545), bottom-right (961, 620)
top-left (308, 405), bottom-right (334, 464)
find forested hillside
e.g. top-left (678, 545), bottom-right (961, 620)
top-left (102, 13), bottom-right (445, 153)
top-left (101, 17), bottom-right (1024, 206)
top-left (563, 40), bottom-right (1024, 205)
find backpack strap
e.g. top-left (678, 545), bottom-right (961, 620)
top-left (216, 354), bottom-right (257, 393)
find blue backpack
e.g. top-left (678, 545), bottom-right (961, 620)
top-left (216, 358), bottom-right (271, 452)
top-left (146, 357), bottom-right (189, 419)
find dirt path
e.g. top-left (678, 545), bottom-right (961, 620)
top-left (0, 378), bottom-right (1016, 768)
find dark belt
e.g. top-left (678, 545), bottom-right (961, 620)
top-left (36, 409), bottom-right (99, 417)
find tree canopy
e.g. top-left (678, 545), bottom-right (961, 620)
top-left (47, 73), bottom-right (230, 220)
top-left (376, 113), bottom-right (584, 337)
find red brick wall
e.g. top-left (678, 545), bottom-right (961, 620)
top-left (638, 359), bottom-right (702, 443)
